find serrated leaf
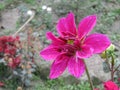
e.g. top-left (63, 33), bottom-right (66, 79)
top-left (102, 62), bottom-right (110, 73)
top-left (24, 79), bottom-right (30, 86)
top-left (21, 70), bottom-right (27, 75)
top-left (27, 74), bottom-right (32, 78)
top-left (0, 58), bottom-right (5, 63)
top-left (13, 71), bottom-right (18, 75)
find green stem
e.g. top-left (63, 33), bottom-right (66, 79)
top-left (84, 60), bottom-right (94, 90)
top-left (105, 51), bottom-right (111, 70)
top-left (111, 70), bottom-right (114, 81)
top-left (111, 54), bottom-right (115, 81)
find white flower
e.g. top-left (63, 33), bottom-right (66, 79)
top-left (33, 32), bottom-right (39, 37)
top-left (47, 7), bottom-right (52, 12)
top-left (27, 10), bottom-right (33, 16)
top-left (42, 5), bottom-right (47, 10)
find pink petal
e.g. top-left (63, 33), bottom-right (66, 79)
top-left (56, 17), bottom-right (66, 37)
top-left (46, 32), bottom-right (65, 45)
top-left (40, 46), bottom-right (60, 60)
top-left (84, 33), bottom-right (111, 53)
top-left (56, 12), bottom-right (77, 37)
top-left (76, 45), bottom-right (94, 58)
top-left (78, 15), bottom-right (97, 39)
top-left (66, 12), bottom-right (77, 35)
top-left (49, 54), bottom-right (69, 79)
top-left (68, 57), bottom-right (85, 78)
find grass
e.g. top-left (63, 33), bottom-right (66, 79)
top-left (0, 0), bottom-right (36, 12)
top-left (24, 0), bottom-right (36, 5)
top-left (1, 73), bottom-right (92, 90)
top-left (110, 33), bottom-right (120, 41)
top-left (0, 0), bottom-right (19, 12)
top-left (26, 74), bottom-right (93, 90)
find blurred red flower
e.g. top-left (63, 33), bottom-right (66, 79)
top-left (0, 82), bottom-right (4, 87)
top-left (8, 55), bottom-right (21, 69)
top-left (104, 81), bottom-right (119, 90)
top-left (0, 35), bottom-right (21, 68)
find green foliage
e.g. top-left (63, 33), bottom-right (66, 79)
top-left (0, 63), bottom-right (19, 90)
top-left (1, 29), bottom-right (15, 35)
top-left (27, 75), bottom-right (92, 90)
top-left (24, 0), bottom-right (36, 5)
top-left (34, 78), bottom-right (91, 90)
top-left (32, 74), bottom-right (40, 81)
top-left (0, 63), bottom-right (10, 81)
top-left (0, 3), bottom-right (5, 11)
top-left (52, 0), bottom-right (120, 34)
top-left (101, 45), bottom-right (120, 85)
top-left (62, 82), bottom-right (91, 90)
top-left (110, 33), bottom-right (120, 41)
top-left (96, 10), bottom-right (119, 33)
top-left (0, 0), bottom-right (21, 11)
top-left (5, 0), bottom-right (14, 4)
top-left (102, 62), bottom-right (110, 73)
top-left (4, 78), bottom-right (20, 90)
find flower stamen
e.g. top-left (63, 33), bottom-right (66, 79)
top-left (67, 40), bottom-right (74, 45)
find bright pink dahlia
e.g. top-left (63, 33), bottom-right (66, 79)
top-left (40, 12), bottom-right (111, 79)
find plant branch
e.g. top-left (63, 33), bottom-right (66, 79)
top-left (111, 54), bottom-right (115, 81)
top-left (113, 64), bottom-right (120, 73)
top-left (13, 11), bottom-right (35, 36)
top-left (105, 51), bottom-right (111, 71)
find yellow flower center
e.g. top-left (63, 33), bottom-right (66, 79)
top-left (67, 40), bottom-right (74, 45)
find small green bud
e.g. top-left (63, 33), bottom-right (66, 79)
top-left (106, 44), bottom-right (115, 52)
top-left (100, 44), bottom-right (115, 59)
top-left (100, 51), bottom-right (106, 59)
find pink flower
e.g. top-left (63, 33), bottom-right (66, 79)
top-left (94, 88), bottom-right (99, 90)
top-left (40, 12), bottom-right (111, 79)
top-left (104, 81), bottom-right (119, 90)
top-left (8, 55), bottom-right (21, 69)
top-left (118, 78), bottom-right (120, 82)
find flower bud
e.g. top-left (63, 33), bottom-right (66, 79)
top-left (106, 44), bottom-right (115, 52)
top-left (100, 44), bottom-right (115, 59)
top-left (17, 86), bottom-right (22, 90)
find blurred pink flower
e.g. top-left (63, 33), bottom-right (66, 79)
top-left (0, 82), bottom-right (4, 87)
top-left (94, 88), bottom-right (99, 90)
top-left (40, 12), bottom-right (111, 79)
top-left (104, 81), bottom-right (119, 90)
